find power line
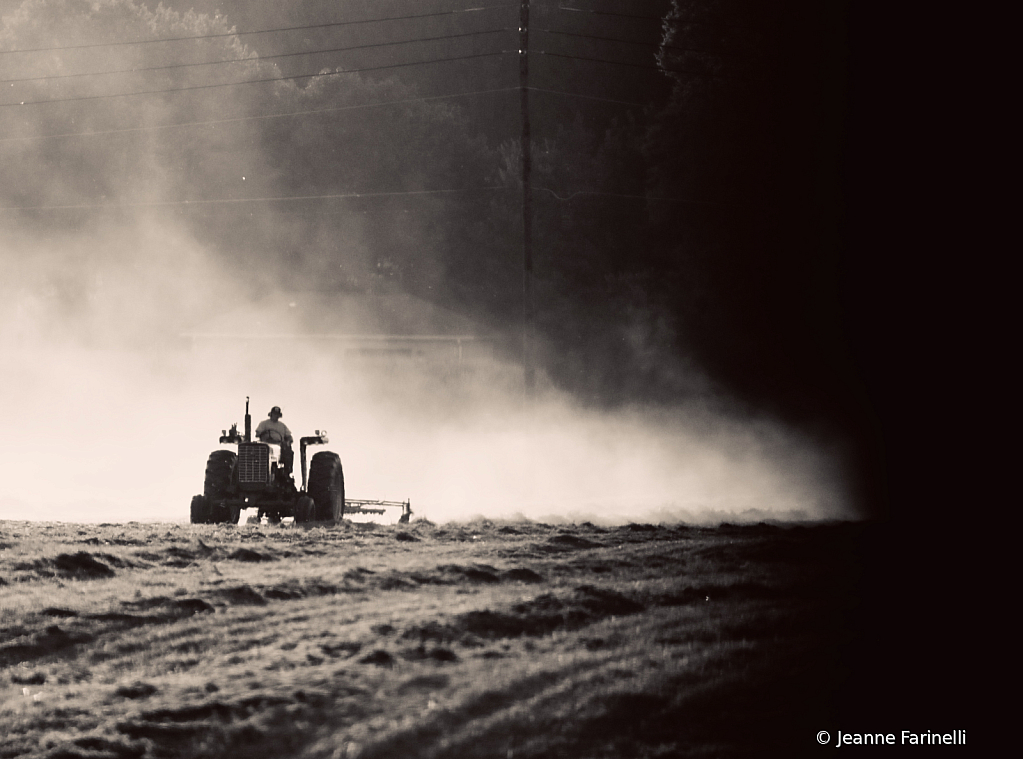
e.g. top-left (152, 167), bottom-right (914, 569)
top-left (0, 88), bottom-right (520, 143)
top-left (537, 187), bottom-right (734, 205)
top-left (553, 5), bottom-right (777, 38)
top-left (555, 6), bottom-right (664, 22)
top-left (0, 184), bottom-right (742, 212)
top-left (0, 85), bottom-right (646, 142)
top-left (526, 87), bottom-right (646, 107)
top-left (539, 50), bottom-right (745, 80)
top-left (538, 28), bottom-right (766, 60)
top-left (0, 186), bottom-right (516, 212)
top-left (0, 29), bottom-right (513, 85)
top-left (554, 5), bottom-right (777, 36)
top-left (539, 50), bottom-right (660, 71)
top-left (0, 4), bottom-right (519, 55)
top-left (539, 29), bottom-right (662, 49)
top-left (545, 0), bottom-right (667, 4)
top-left (0, 51), bottom-right (514, 108)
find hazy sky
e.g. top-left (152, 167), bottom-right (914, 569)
top-left (1, 1), bottom-right (860, 525)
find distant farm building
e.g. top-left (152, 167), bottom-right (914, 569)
top-left (181, 291), bottom-right (500, 376)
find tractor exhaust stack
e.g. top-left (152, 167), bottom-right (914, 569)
top-left (244, 396), bottom-right (251, 443)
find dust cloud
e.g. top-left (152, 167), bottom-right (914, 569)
top-left (0, 219), bottom-right (852, 525)
top-left (0, 0), bottom-right (857, 525)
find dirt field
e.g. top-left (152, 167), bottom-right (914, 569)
top-left (0, 519), bottom-right (865, 758)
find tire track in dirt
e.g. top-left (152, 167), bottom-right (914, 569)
top-left (301, 660), bottom-right (608, 759)
top-left (76, 581), bottom-right (648, 757)
top-left (0, 600), bottom-right (215, 669)
top-left (0, 557), bottom-right (547, 671)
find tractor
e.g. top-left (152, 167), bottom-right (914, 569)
top-left (189, 397), bottom-right (344, 525)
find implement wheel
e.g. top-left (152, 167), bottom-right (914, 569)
top-left (294, 496), bottom-right (314, 524)
top-left (309, 451), bottom-right (345, 523)
top-left (203, 451), bottom-right (236, 524)
top-left (190, 495), bottom-right (211, 524)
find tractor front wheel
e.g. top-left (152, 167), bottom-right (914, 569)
top-left (309, 452), bottom-right (345, 523)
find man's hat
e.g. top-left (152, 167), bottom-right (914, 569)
top-left (269, 406), bottom-right (282, 417)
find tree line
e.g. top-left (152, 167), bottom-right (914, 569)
top-left (2, 0), bottom-right (866, 448)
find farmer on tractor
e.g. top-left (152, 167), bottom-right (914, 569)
top-left (256, 406), bottom-right (294, 475)
top-left (192, 397), bottom-right (350, 526)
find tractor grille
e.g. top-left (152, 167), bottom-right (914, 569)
top-left (237, 443), bottom-right (270, 484)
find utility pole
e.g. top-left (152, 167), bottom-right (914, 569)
top-left (519, 0), bottom-right (534, 396)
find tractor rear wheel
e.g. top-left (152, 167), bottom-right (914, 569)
top-left (190, 495), bottom-right (210, 524)
top-left (309, 451), bottom-right (345, 523)
top-left (203, 450), bottom-right (236, 524)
